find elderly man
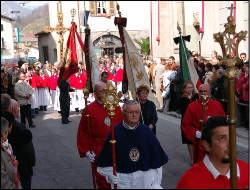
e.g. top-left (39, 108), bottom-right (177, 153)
top-left (97, 100), bottom-right (168, 189)
top-left (14, 73), bottom-right (35, 127)
top-left (182, 84), bottom-right (226, 164)
top-left (77, 82), bottom-right (124, 189)
top-left (177, 116), bottom-right (249, 189)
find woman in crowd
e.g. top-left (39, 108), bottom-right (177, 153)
top-left (180, 81), bottom-right (199, 166)
top-left (1, 117), bottom-right (22, 189)
top-left (137, 85), bottom-right (158, 135)
top-left (203, 62), bottom-right (213, 84)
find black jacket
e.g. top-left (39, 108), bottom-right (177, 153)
top-left (139, 99), bottom-right (158, 127)
top-left (8, 120), bottom-right (36, 176)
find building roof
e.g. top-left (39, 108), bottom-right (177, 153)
top-left (34, 31), bottom-right (48, 36)
top-left (1, 15), bottom-right (15, 21)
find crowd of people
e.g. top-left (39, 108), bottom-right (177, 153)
top-left (1, 50), bottom-right (249, 189)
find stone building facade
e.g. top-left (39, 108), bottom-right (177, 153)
top-left (150, 1), bottom-right (249, 61)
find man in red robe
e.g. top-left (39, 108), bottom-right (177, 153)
top-left (37, 69), bottom-right (51, 111)
top-left (177, 116), bottom-right (249, 189)
top-left (69, 68), bottom-right (87, 112)
top-left (182, 84), bottom-right (225, 164)
top-left (77, 82), bottom-right (124, 189)
top-left (49, 68), bottom-right (59, 105)
top-left (26, 67), bottom-right (39, 116)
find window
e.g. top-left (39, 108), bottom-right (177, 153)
top-left (1, 24), bottom-right (3, 31)
top-left (89, 1), bottom-right (116, 17)
top-left (96, 1), bottom-right (107, 14)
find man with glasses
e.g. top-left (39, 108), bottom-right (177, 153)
top-left (182, 84), bottom-right (225, 164)
top-left (97, 100), bottom-right (168, 189)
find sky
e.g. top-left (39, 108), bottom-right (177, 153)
top-left (16, 1), bottom-right (47, 10)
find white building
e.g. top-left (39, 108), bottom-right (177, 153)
top-left (1, 15), bottom-right (15, 59)
top-left (36, 1), bottom-right (150, 64)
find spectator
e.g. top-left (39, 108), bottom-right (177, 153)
top-left (4, 99), bottom-right (36, 189)
top-left (1, 117), bottom-right (22, 189)
top-left (180, 81), bottom-right (199, 166)
top-left (170, 62), bottom-right (183, 113)
top-left (197, 63), bottom-right (205, 83)
top-left (137, 85), bottom-right (158, 135)
top-left (203, 63), bottom-right (213, 84)
top-left (14, 73), bottom-right (35, 128)
top-left (240, 52), bottom-right (248, 63)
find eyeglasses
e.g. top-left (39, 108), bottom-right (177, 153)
top-left (199, 90), bottom-right (208, 93)
top-left (124, 111), bottom-right (141, 115)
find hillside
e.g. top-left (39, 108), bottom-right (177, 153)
top-left (21, 17), bottom-right (50, 35)
top-left (20, 3), bottom-right (49, 35)
top-left (1, 1), bottom-right (49, 35)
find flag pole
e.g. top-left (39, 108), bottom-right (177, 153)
top-left (114, 2), bottom-right (145, 122)
top-left (213, 4), bottom-right (248, 188)
top-left (77, 1), bottom-right (84, 63)
top-left (100, 83), bottom-right (122, 190)
top-left (83, 24), bottom-right (97, 189)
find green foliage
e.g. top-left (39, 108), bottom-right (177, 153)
top-left (134, 37), bottom-right (150, 56)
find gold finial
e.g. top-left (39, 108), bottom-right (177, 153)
top-left (177, 22), bottom-right (182, 35)
top-left (227, 3), bottom-right (236, 17)
top-left (71, 8), bottom-right (76, 21)
top-left (100, 82), bottom-right (122, 119)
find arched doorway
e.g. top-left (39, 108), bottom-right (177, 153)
top-left (93, 34), bottom-right (122, 58)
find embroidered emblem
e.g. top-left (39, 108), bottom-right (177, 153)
top-left (104, 117), bottom-right (111, 127)
top-left (42, 77), bottom-right (45, 80)
top-left (129, 148), bottom-right (140, 162)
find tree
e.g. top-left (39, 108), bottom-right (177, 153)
top-left (134, 37), bottom-right (150, 56)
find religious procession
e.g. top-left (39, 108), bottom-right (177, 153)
top-left (1, 1), bottom-right (249, 189)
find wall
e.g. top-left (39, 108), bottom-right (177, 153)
top-left (1, 17), bottom-right (14, 59)
top-left (37, 33), bottom-right (57, 64)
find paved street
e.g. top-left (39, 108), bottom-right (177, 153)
top-left (28, 105), bottom-right (249, 189)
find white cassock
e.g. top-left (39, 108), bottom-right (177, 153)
top-left (50, 89), bottom-right (57, 105)
top-left (69, 91), bottom-right (76, 111)
top-left (54, 87), bottom-right (60, 111)
top-left (97, 166), bottom-right (163, 189)
top-left (38, 87), bottom-right (52, 106)
top-left (31, 87), bottom-right (39, 109)
top-left (74, 89), bottom-right (85, 110)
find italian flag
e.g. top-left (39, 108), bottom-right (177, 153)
top-left (175, 35), bottom-right (201, 93)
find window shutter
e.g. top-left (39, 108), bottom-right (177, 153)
top-left (89, 1), bottom-right (96, 16)
top-left (109, 1), bottom-right (116, 16)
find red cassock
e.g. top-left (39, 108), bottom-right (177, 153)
top-left (69, 72), bottom-right (87, 89)
top-left (176, 159), bottom-right (249, 189)
top-left (182, 99), bottom-right (226, 163)
top-left (26, 74), bottom-right (39, 88)
top-left (113, 68), bottom-right (123, 82)
top-left (104, 68), bottom-right (114, 80)
top-left (49, 74), bottom-right (58, 90)
top-left (77, 101), bottom-right (124, 189)
top-left (37, 75), bottom-right (50, 88)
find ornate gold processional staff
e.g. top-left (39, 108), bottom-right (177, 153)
top-left (44, 1), bottom-right (70, 64)
top-left (101, 83), bottom-right (123, 190)
top-left (213, 3), bottom-right (247, 189)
